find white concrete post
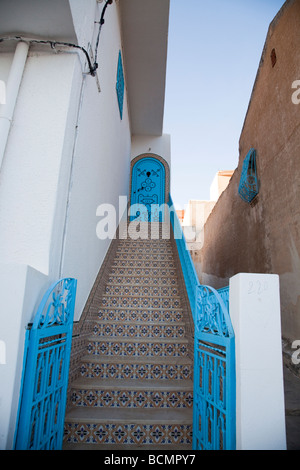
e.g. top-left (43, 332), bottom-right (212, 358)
top-left (0, 263), bottom-right (47, 449)
top-left (229, 273), bottom-right (286, 450)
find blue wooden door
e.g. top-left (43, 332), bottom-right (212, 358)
top-left (130, 157), bottom-right (165, 221)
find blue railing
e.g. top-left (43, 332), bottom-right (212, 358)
top-left (168, 196), bottom-right (199, 322)
top-left (168, 196), bottom-right (235, 450)
top-left (14, 278), bottom-right (77, 450)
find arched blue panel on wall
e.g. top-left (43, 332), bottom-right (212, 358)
top-left (130, 157), bottom-right (166, 221)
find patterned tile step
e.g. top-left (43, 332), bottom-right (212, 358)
top-left (103, 285), bottom-right (180, 297)
top-left (69, 378), bottom-right (193, 408)
top-left (85, 337), bottom-right (190, 357)
top-left (114, 253), bottom-right (174, 261)
top-left (112, 260), bottom-right (175, 268)
top-left (100, 295), bottom-right (181, 309)
top-left (119, 222), bottom-right (172, 235)
top-left (116, 247), bottom-right (173, 255)
top-left (79, 356), bottom-right (193, 380)
top-left (119, 234), bottom-right (172, 242)
top-left (64, 408), bottom-right (193, 446)
top-left (97, 307), bottom-right (184, 322)
top-left (118, 240), bottom-right (172, 248)
top-left (90, 320), bottom-right (186, 338)
top-left (109, 267), bottom-right (177, 277)
top-left (63, 442), bottom-right (193, 450)
top-left (107, 275), bottom-right (178, 286)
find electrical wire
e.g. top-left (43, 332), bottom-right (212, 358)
top-left (0, 36), bottom-right (97, 76)
top-left (93, 0), bottom-right (113, 70)
top-left (0, 0), bottom-right (113, 77)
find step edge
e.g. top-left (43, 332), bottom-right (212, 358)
top-left (80, 355), bottom-right (193, 364)
top-left (86, 336), bottom-right (190, 343)
top-left (69, 378), bottom-right (194, 390)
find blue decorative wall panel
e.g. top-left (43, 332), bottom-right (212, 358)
top-left (116, 50), bottom-right (124, 119)
top-left (238, 148), bottom-right (259, 203)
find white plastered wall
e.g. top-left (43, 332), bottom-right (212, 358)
top-left (0, 51), bottom-right (78, 275)
top-left (59, 2), bottom-right (131, 320)
top-left (0, 1), bottom-right (131, 447)
top-left (131, 134), bottom-right (171, 169)
top-left (0, 3), bottom-right (131, 318)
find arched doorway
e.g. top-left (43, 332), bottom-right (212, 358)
top-left (129, 154), bottom-right (169, 222)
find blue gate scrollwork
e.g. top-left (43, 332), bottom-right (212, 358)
top-left (14, 278), bottom-right (77, 450)
top-left (193, 285), bottom-right (235, 450)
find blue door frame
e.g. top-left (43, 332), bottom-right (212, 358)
top-left (130, 157), bottom-right (165, 221)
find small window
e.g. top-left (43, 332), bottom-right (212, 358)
top-left (116, 50), bottom-right (124, 119)
top-left (238, 148), bottom-right (259, 203)
top-left (270, 48), bottom-right (277, 67)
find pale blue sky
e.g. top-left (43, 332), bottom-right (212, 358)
top-left (164, 0), bottom-right (286, 208)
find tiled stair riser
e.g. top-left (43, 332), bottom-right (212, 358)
top-left (109, 267), bottom-right (177, 276)
top-left (64, 422), bottom-right (193, 446)
top-left (112, 260), bottom-right (175, 268)
top-left (85, 339), bottom-right (189, 357)
top-left (90, 322), bottom-right (186, 338)
top-left (79, 360), bottom-right (193, 381)
top-left (103, 286), bottom-right (179, 296)
top-left (70, 388), bottom-right (193, 408)
top-left (97, 308), bottom-right (184, 322)
top-left (100, 298), bottom-right (181, 309)
top-left (114, 253), bottom-right (174, 260)
top-left (107, 276), bottom-right (178, 286)
top-left (116, 250), bottom-right (173, 257)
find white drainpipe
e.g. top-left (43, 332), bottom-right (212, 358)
top-left (0, 41), bottom-right (29, 171)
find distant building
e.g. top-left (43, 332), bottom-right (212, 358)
top-left (210, 170), bottom-right (234, 201)
top-left (176, 209), bottom-right (185, 223)
top-left (180, 170), bottom-right (233, 254)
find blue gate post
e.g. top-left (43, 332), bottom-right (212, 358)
top-left (14, 278), bottom-right (77, 450)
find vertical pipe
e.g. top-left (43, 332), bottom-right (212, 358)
top-left (0, 41), bottom-right (29, 170)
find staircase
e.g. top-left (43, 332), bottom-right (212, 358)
top-left (63, 223), bottom-right (194, 450)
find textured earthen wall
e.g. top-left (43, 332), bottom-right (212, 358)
top-left (198, 0), bottom-right (300, 343)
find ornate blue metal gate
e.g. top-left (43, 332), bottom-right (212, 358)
top-left (193, 285), bottom-right (235, 450)
top-left (130, 157), bottom-right (165, 221)
top-left (14, 278), bottom-right (77, 450)
top-left (167, 196), bottom-right (236, 450)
